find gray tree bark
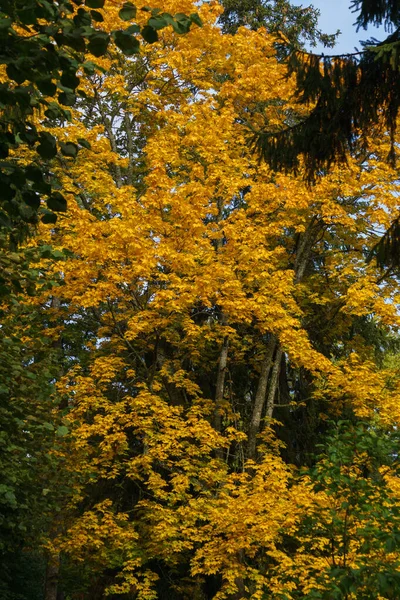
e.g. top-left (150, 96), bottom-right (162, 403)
top-left (247, 337), bottom-right (276, 459)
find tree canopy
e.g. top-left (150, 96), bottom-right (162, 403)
top-left (1, 1), bottom-right (400, 599)
top-left (0, 0), bottom-right (201, 244)
top-left (251, 0), bottom-right (400, 269)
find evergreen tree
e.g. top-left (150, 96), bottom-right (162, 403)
top-left (251, 0), bottom-right (400, 269)
top-left (219, 0), bottom-right (337, 48)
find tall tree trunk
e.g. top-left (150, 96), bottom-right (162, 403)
top-left (266, 347), bottom-right (283, 419)
top-left (231, 551), bottom-right (247, 600)
top-left (124, 111), bottom-right (135, 186)
top-left (247, 337), bottom-right (276, 459)
top-left (248, 219), bottom-right (323, 456)
top-left (213, 335), bottom-right (229, 433)
top-left (44, 553), bottom-right (60, 600)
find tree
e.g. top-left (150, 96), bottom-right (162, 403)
top-left (0, 0), bottom-right (201, 248)
top-left (278, 422), bottom-right (400, 599)
top-left (251, 0), bottom-right (400, 269)
top-left (19, 1), bottom-right (400, 595)
top-left (5, 0), bottom-right (400, 597)
top-left (219, 0), bottom-right (338, 48)
top-left (0, 294), bottom-right (69, 600)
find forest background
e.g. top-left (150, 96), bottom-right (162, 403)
top-left (1, 0), bottom-right (400, 599)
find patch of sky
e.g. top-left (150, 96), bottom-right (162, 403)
top-left (291, 0), bottom-right (388, 54)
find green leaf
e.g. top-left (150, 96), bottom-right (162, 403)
top-left (190, 13), bottom-right (202, 27)
top-left (23, 190), bottom-right (41, 209)
top-left (44, 103), bottom-right (63, 120)
top-left (6, 64), bottom-right (27, 85)
top-left (60, 70), bottom-right (80, 90)
top-left (125, 23), bottom-right (140, 34)
top-left (60, 141), bottom-right (78, 157)
top-left (90, 9), bottom-right (104, 21)
top-left (26, 165), bottom-right (51, 194)
top-left (56, 425), bottom-right (69, 437)
top-left (18, 7), bottom-right (37, 25)
top-left (9, 167), bottom-right (26, 187)
top-left (173, 20), bottom-right (190, 34)
top-left (0, 17), bottom-right (12, 30)
top-left (114, 30), bottom-right (140, 55)
top-left (148, 16), bottom-right (168, 30)
top-left (78, 137), bottom-right (91, 149)
top-left (175, 13), bottom-right (190, 23)
top-left (86, 0), bottom-right (105, 7)
top-left (43, 422), bottom-right (54, 431)
top-left (119, 2), bottom-right (137, 21)
top-left (47, 192), bottom-right (67, 212)
top-left (141, 25), bottom-right (158, 44)
top-left (37, 132), bottom-right (57, 159)
top-left (58, 90), bottom-right (76, 106)
top-left (73, 7), bottom-right (92, 26)
top-left (87, 32), bottom-right (110, 56)
top-left (161, 12), bottom-right (188, 34)
top-left (39, 245), bottom-right (53, 258)
top-left (83, 60), bottom-right (96, 75)
top-left (36, 78), bottom-right (57, 96)
top-left (4, 490), bottom-right (17, 507)
top-left (62, 31), bottom-right (87, 52)
top-left (41, 211), bottom-right (58, 224)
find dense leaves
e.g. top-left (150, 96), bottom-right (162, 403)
top-left (281, 422), bottom-right (400, 598)
top-left (251, 0), bottom-right (400, 269)
top-left (0, 0), bottom-right (201, 242)
top-left (2, 1), bottom-right (400, 599)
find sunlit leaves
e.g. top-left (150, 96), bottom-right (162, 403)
top-left (0, 0), bottom-right (202, 242)
top-left (5, 3), bottom-right (400, 598)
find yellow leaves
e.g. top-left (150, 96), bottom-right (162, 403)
top-left (58, 498), bottom-right (138, 558)
top-left (342, 275), bottom-right (400, 325)
top-left (90, 356), bottom-right (127, 385)
top-left (314, 353), bottom-right (400, 425)
top-left (18, 2), bottom-right (400, 596)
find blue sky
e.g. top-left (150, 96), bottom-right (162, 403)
top-left (291, 0), bottom-right (387, 54)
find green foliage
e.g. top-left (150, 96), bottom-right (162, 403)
top-left (219, 0), bottom-right (338, 48)
top-left (0, 550), bottom-right (45, 600)
top-left (351, 0), bottom-right (400, 29)
top-left (250, 1), bottom-right (400, 269)
top-left (282, 421), bottom-right (400, 599)
top-left (251, 39), bottom-right (400, 181)
top-left (0, 301), bottom-right (67, 598)
top-left (369, 216), bottom-right (400, 271)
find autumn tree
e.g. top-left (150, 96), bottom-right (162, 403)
top-left (4, 0), bottom-right (400, 598)
top-left (0, 0), bottom-right (200, 255)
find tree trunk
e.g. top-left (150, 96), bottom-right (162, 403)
top-left (44, 553), bottom-right (60, 600)
top-left (213, 335), bottom-right (229, 433)
top-left (266, 347), bottom-right (283, 419)
top-left (247, 337), bottom-right (276, 459)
